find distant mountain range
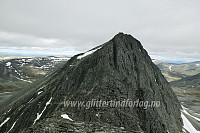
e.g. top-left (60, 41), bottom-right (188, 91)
top-left (0, 56), bottom-right (69, 104)
top-left (2, 56), bottom-right (70, 78)
top-left (0, 56), bottom-right (69, 83)
top-left (153, 60), bottom-right (200, 82)
top-left (151, 55), bottom-right (200, 63)
top-left (171, 73), bottom-right (200, 91)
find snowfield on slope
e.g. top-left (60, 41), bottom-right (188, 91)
top-left (181, 106), bottom-right (200, 133)
top-left (77, 47), bottom-right (101, 59)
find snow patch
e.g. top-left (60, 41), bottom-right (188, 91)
top-left (28, 98), bottom-right (34, 103)
top-left (20, 62), bottom-right (26, 67)
top-left (6, 62), bottom-right (11, 67)
top-left (181, 112), bottom-right (199, 133)
top-left (194, 112), bottom-right (200, 116)
top-left (37, 86), bottom-right (46, 91)
top-left (61, 114), bottom-right (73, 121)
top-left (0, 92), bottom-right (11, 94)
top-left (14, 76), bottom-right (32, 83)
top-left (77, 47), bottom-right (101, 59)
top-left (33, 97), bottom-right (52, 125)
top-left (182, 128), bottom-right (187, 133)
top-left (0, 117), bottom-right (10, 127)
top-left (14, 69), bottom-right (22, 77)
top-left (37, 91), bottom-right (43, 95)
top-left (7, 119), bottom-right (18, 133)
top-left (8, 108), bottom-right (11, 112)
top-left (169, 66), bottom-right (172, 71)
top-left (182, 106), bottom-right (200, 122)
top-left (27, 59), bottom-right (33, 62)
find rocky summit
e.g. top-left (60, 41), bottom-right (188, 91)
top-left (0, 33), bottom-right (183, 133)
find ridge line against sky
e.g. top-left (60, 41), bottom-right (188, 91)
top-left (0, 0), bottom-right (200, 61)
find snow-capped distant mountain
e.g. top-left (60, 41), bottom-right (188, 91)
top-left (0, 56), bottom-right (70, 80)
top-left (0, 56), bottom-right (70, 93)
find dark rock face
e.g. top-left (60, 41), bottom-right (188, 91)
top-left (0, 33), bottom-right (183, 133)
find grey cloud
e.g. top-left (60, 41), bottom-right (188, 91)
top-left (0, 0), bottom-right (200, 57)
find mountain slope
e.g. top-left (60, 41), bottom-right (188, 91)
top-left (0, 33), bottom-right (182, 132)
top-left (171, 73), bottom-right (200, 91)
top-left (170, 73), bottom-right (200, 114)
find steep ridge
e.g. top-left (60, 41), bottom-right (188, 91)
top-left (0, 33), bottom-right (182, 132)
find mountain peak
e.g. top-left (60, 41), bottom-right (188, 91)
top-left (111, 32), bottom-right (143, 51)
top-left (113, 32), bottom-right (131, 41)
top-left (114, 32), bottom-right (126, 37)
top-left (113, 32), bottom-right (135, 39)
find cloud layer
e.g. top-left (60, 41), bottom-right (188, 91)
top-left (0, 0), bottom-right (200, 58)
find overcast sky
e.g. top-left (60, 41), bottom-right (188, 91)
top-left (0, 0), bottom-right (200, 61)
